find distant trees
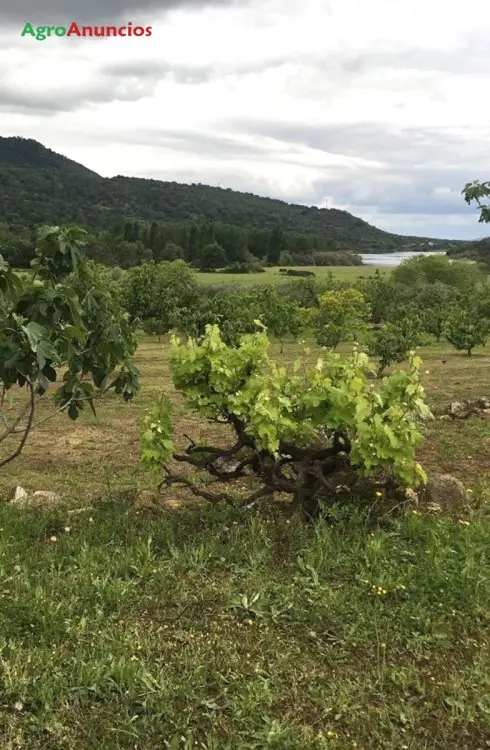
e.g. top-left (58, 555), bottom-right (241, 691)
top-left (392, 254), bottom-right (484, 291)
top-left (268, 227), bottom-right (284, 264)
top-left (0, 138), bottom-right (451, 256)
top-left (1, 211), bottom-right (367, 272)
top-left (198, 242), bottom-right (227, 270)
top-left (122, 260), bottom-right (199, 336)
top-left (160, 241), bottom-right (184, 262)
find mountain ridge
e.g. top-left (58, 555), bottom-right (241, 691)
top-left (0, 136), bottom-right (467, 252)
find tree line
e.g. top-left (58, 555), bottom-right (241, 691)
top-left (0, 218), bottom-right (364, 272)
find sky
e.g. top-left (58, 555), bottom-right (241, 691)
top-left (1, 0), bottom-right (490, 240)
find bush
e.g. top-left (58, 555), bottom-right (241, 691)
top-left (393, 254), bottom-right (484, 291)
top-left (221, 252), bottom-right (265, 274)
top-left (142, 325), bottom-right (430, 518)
top-left (172, 292), bottom-right (259, 347)
top-left (313, 251), bottom-right (363, 266)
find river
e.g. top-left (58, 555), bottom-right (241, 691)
top-left (360, 251), bottom-right (446, 267)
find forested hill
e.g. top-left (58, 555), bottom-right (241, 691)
top-left (0, 136), bottom-right (463, 252)
top-left (0, 137), bottom-right (98, 177)
top-left (447, 236), bottom-right (490, 263)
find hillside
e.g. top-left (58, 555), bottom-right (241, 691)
top-left (447, 236), bottom-right (490, 263)
top-left (0, 137), bottom-right (99, 178)
top-left (0, 137), bottom-right (465, 252)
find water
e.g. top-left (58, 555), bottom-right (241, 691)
top-left (360, 251), bottom-right (446, 267)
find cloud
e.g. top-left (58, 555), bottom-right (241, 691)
top-left (226, 119), bottom-right (490, 173)
top-left (0, 0), bottom-right (247, 25)
top-left (1, 0), bottom-right (490, 239)
top-left (101, 60), bottom-right (213, 85)
top-left (0, 73), bottom-right (159, 114)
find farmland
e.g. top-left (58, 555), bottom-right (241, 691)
top-left (1, 336), bottom-right (489, 499)
top-left (2, 222), bottom-right (490, 749)
top-left (195, 266), bottom-right (388, 287)
top-left (0, 335), bottom-right (489, 748)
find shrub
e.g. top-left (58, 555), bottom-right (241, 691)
top-left (142, 325), bottom-right (430, 518)
top-left (393, 254), bottom-right (483, 291)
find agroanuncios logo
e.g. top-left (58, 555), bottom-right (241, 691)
top-left (20, 21), bottom-right (152, 41)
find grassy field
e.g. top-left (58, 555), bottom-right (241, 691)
top-left (196, 265), bottom-right (388, 287)
top-left (0, 338), bottom-right (489, 748)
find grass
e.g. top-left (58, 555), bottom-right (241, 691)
top-left (0, 337), bottom-right (490, 748)
top-left (195, 266), bottom-right (388, 287)
top-left (0, 500), bottom-right (489, 748)
top-left (1, 337), bottom-right (488, 500)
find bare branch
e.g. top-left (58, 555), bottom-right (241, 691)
top-left (0, 381), bottom-right (36, 469)
top-left (0, 395), bottom-right (32, 443)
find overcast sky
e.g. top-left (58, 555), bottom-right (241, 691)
top-left (1, 0), bottom-right (490, 239)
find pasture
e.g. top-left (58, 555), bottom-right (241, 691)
top-left (195, 265), bottom-right (388, 287)
top-left (0, 337), bottom-right (489, 748)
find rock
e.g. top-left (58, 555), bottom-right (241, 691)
top-left (10, 486), bottom-right (28, 504)
top-left (420, 474), bottom-right (467, 512)
top-left (447, 400), bottom-right (475, 419)
top-left (446, 397), bottom-right (490, 419)
top-left (404, 488), bottom-right (419, 504)
top-left (32, 491), bottom-right (61, 504)
top-left (477, 397), bottom-right (490, 409)
top-left (10, 489), bottom-right (62, 507)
